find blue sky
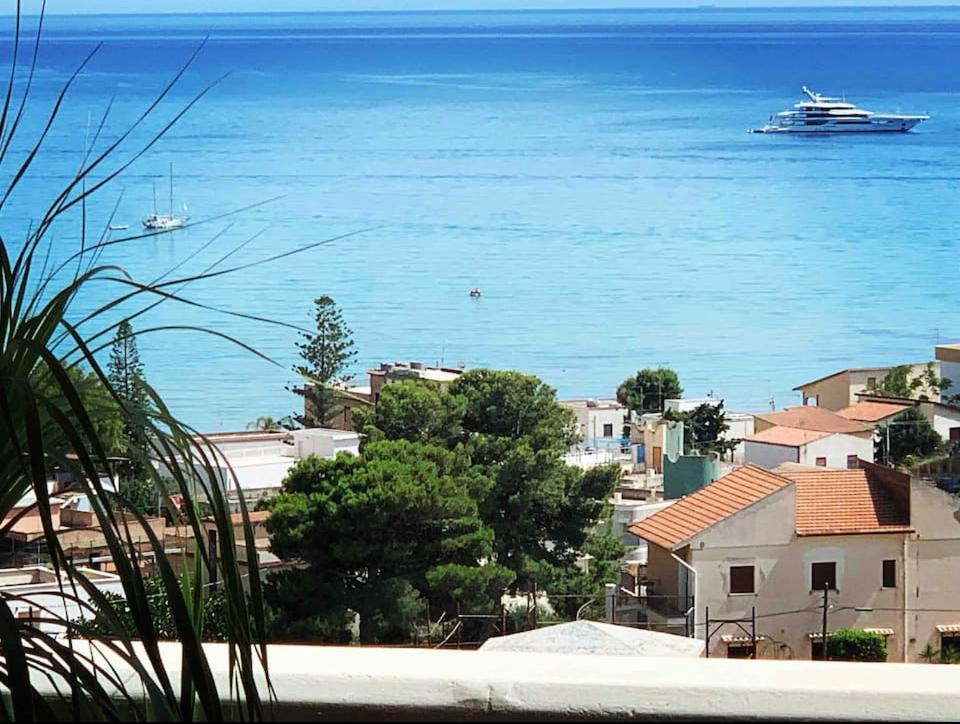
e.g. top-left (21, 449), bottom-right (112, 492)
top-left (13, 0), bottom-right (960, 14)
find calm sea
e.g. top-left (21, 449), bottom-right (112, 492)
top-left (4, 7), bottom-right (960, 429)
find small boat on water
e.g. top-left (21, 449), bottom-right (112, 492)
top-left (108, 224), bottom-right (129, 231)
top-left (469, 288), bottom-right (481, 298)
top-left (752, 86), bottom-right (929, 134)
top-left (143, 162), bottom-right (188, 230)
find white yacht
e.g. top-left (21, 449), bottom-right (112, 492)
top-left (143, 163), bottom-right (188, 230)
top-left (752, 87), bottom-right (928, 134)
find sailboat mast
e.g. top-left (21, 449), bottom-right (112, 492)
top-left (152, 182), bottom-right (157, 214)
top-left (169, 162), bottom-right (174, 217)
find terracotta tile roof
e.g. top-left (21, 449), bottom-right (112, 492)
top-left (629, 464), bottom-right (911, 549)
top-left (836, 401), bottom-right (910, 423)
top-left (754, 407), bottom-right (873, 435)
top-left (230, 510), bottom-right (270, 525)
top-left (789, 468), bottom-right (911, 537)
top-left (745, 427), bottom-right (831, 448)
top-left (628, 465), bottom-right (792, 550)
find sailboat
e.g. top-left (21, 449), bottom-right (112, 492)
top-left (143, 163), bottom-right (188, 230)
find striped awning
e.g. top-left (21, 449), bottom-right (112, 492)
top-left (863, 628), bottom-right (894, 637)
top-left (721, 634), bottom-right (762, 645)
top-left (936, 624), bottom-right (960, 634)
top-left (807, 632), bottom-right (832, 640)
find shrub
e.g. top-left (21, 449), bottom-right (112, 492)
top-left (827, 629), bottom-right (887, 662)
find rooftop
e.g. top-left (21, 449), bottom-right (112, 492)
top-left (754, 406), bottom-right (873, 435)
top-left (745, 426), bottom-right (831, 448)
top-left (629, 465), bottom-right (791, 550)
top-left (837, 400), bottom-right (911, 423)
top-left (791, 468), bottom-right (911, 537)
top-left (793, 362), bottom-right (932, 391)
top-left (560, 398), bottom-right (624, 410)
top-left (369, 361), bottom-right (464, 384)
top-left (630, 463), bottom-right (911, 548)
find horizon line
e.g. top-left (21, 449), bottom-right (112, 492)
top-left (6, 3), bottom-right (960, 18)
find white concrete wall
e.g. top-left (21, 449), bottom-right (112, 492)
top-left (724, 414), bottom-right (756, 464)
top-left (39, 641), bottom-right (960, 721)
top-left (743, 441), bottom-right (798, 469)
top-left (0, 568), bottom-right (124, 633)
top-left (925, 405), bottom-right (960, 442)
top-left (798, 433), bottom-right (874, 468)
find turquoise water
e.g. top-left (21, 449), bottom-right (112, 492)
top-left (4, 7), bottom-right (960, 429)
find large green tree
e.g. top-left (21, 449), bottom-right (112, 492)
top-left (292, 296), bottom-right (356, 427)
top-left (353, 379), bottom-right (465, 447)
top-left (264, 440), bottom-right (513, 643)
top-left (617, 368), bottom-right (683, 414)
top-left (663, 400), bottom-right (739, 458)
top-left (877, 407), bottom-right (944, 467)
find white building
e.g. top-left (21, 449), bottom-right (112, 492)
top-left (192, 428), bottom-right (360, 511)
top-left (0, 566), bottom-right (123, 633)
top-left (560, 398), bottom-right (627, 448)
top-left (744, 427), bottom-right (874, 470)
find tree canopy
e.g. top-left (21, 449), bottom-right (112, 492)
top-left (663, 400), bottom-right (739, 458)
top-left (877, 407), bottom-right (943, 467)
top-left (617, 368), bottom-right (683, 414)
top-left (264, 439), bottom-right (514, 643)
top-left (268, 368), bottom-right (623, 643)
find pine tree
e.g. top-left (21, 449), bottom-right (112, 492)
top-left (107, 319), bottom-right (151, 485)
top-left (293, 296), bottom-right (356, 427)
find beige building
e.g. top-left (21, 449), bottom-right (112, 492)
top-left (794, 362), bottom-right (940, 411)
top-left (745, 406), bottom-right (875, 469)
top-left (630, 462), bottom-right (960, 662)
top-left (329, 361), bottom-right (466, 430)
top-left (560, 398), bottom-right (626, 446)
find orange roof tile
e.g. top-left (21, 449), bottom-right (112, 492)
top-left (230, 510), bottom-right (270, 525)
top-left (836, 401), bottom-right (910, 423)
top-left (745, 427), bottom-right (831, 448)
top-left (629, 464), bottom-right (911, 549)
top-left (789, 468), bottom-right (911, 536)
top-left (754, 406), bottom-right (873, 435)
top-left (628, 465), bottom-right (792, 550)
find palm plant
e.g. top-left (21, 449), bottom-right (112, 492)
top-left (0, 4), bottom-right (359, 720)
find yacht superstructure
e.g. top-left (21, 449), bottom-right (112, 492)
top-left (753, 87), bottom-right (928, 134)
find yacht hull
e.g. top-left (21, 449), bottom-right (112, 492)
top-left (753, 115), bottom-right (926, 134)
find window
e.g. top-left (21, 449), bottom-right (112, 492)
top-left (942, 634), bottom-right (960, 659)
top-left (951, 427), bottom-right (960, 443)
top-left (867, 376), bottom-right (877, 388)
top-left (815, 457), bottom-right (827, 467)
top-left (603, 423), bottom-right (614, 438)
top-left (882, 559), bottom-right (896, 588)
top-left (727, 645), bottom-right (754, 659)
top-left (811, 561), bottom-right (837, 592)
top-left (847, 454), bottom-right (859, 469)
top-left (811, 640), bottom-right (826, 660)
top-left (730, 565), bottom-right (756, 594)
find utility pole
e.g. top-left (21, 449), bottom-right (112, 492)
top-left (821, 584), bottom-right (829, 661)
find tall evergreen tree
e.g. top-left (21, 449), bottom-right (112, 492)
top-left (293, 296), bottom-right (356, 427)
top-left (107, 319), bottom-right (152, 493)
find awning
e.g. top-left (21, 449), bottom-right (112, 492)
top-left (863, 628), bottom-right (894, 637)
top-left (721, 634), bottom-right (764, 645)
top-left (807, 632), bottom-right (832, 641)
top-left (936, 624), bottom-right (960, 634)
